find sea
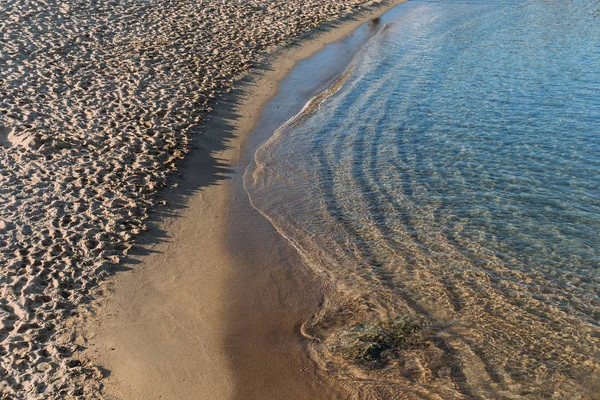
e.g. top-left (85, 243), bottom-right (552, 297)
top-left (244, 0), bottom-right (600, 397)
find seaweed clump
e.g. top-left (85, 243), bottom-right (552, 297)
top-left (333, 316), bottom-right (429, 368)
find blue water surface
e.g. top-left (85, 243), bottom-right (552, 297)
top-left (246, 0), bottom-right (600, 397)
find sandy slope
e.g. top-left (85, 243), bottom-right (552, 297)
top-left (0, 0), bottom-right (403, 398)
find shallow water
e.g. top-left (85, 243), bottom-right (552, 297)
top-left (245, 0), bottom-right (600, 397)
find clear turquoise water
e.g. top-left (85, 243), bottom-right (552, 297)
top-left (245, 0), bottom-right (600, 397)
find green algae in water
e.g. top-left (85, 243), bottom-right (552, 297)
top-left (333, 316), bottom-right (430, 368)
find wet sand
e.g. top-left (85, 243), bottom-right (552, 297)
top-left (84, 2), bottom-right (408, 400)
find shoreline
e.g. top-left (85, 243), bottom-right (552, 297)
top-left (1, 0), bottom-right (405, 396)
top-left (225, 6), bottom-right (413, 398)
top-left (84, 1), bottom-right (408, 399)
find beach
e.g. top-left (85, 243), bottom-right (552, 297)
top-left (4, 0), bottom-right (598, 397)
top-left (0, 0), bottom-right (406, 398)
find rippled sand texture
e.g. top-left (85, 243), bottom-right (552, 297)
top-left (0, 0), bottom-right (393, 397)
top-left (246, 1), bottom-right (600, 398)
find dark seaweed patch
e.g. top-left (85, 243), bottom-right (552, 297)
top-left (334, 316), bottom-right (429, 368)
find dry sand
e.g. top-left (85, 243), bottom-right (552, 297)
top-left (0, 0), bottom-right (406, 398)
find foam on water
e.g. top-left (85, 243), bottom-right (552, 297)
top-left (245, 0), bottom-right (600, 397)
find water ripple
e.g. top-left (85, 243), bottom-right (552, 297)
top-left (245, 0), bottom-right (600, 397)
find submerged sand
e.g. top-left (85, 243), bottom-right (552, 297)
top-left (0, 0), bottom-right (403, 398)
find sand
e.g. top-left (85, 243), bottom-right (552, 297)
top-left (87, 4), bottom-right (410, 400)
top-left (0, 0), bottom-right (407, 398)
